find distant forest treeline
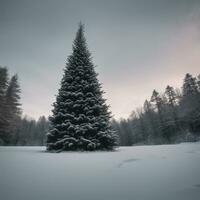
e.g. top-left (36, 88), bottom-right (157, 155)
top-left (0, 66), bottom-right (200, 146)
top-left (112, 73), bottom-right (200, 145)
top-left (0, 66), bottom-right (49, 145)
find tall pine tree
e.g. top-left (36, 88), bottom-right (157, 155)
top-left (5, 74), bottom-right (21, 144)
top-left (0, 67), bottom-right (9, 144)
top-left (182, 73), bottom-right (199, 96)
top-left (47, 24), bottom-right (117, 151)
top-left (151, 90), bottom-right (167, 142)
top-left (181, 73), bottom-right (200, 132)
top-left (0, 68), bottom-right (21, 145)
top-left (165, 85), bottom-right (179, 128)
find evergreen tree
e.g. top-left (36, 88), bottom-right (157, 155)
top-left (151, 90), bottom-right (162, 114)
top-left (165, 85), bottom-right (179, 128)
top-left (197, 74), bottom-right (200, 92)
top-left (15, 116), bottom-right (49, 146)
top-left (182, 73), bottom-right (198, 96)
top-left (180, 73), bottom-right (200, 133)
top-left (165, 86), bottom-right (177, 107)
top-left (0, 67), bottom-right (8, 102)
top-left (6, 75), bottom-right (21, 116)
top-left (0, 67), bottom-right (9, 144)
top-left (36, 116), bottom-right (49, 145)
top-left (136, 108), bottom-right (147, 143)
top-left (143, 99), bottom-right (158, 142)
top-left (5, 74), bottom-right (21, 144)
top-left (119, 118), bottom-right (133, 146)
top-left (151, 90), bottom-right (167, 142)
top-left (47, 24), bottom-right (117, 151)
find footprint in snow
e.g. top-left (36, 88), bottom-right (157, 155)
top-left (117, 158), bottom-right (140, 168)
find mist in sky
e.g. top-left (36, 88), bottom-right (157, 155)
top-left (0, 0), bottom-right (200, 119)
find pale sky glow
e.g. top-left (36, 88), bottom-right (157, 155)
top-left (0, 0), bottom-right (200, 120)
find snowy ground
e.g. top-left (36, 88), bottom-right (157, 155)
top-left (0, 143), bottom-right (200, 200)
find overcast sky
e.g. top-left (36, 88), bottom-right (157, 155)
top-left (0, 0), bottom-right (200, 120)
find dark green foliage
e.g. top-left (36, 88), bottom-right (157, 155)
top-left (165, 85), bottom-right (179, 131)
top-left (0, 67), bottom-right (49, 146)
top-left (197, 74), bottom-right (200, 90)
top-left (182, 73), bottom-right (199, 96)
top-left (0, 67), bottom-right (21, 144)
top-left (15, 116), bottom-right (49, 146)
top-left (113, 73), bottom-right (200, 146)
top-left (150, 90), bottom-right (166, 141)
top-left (47, 24), bottom-right (117, 151)
top-left (0, 67), bottom-right (9, 144)
top-left (180, 73), bottom-right (200, 133)
top-left (5, 75), bottom-right (21, 143)
top-left (6, 75), bottom-right (21, 116)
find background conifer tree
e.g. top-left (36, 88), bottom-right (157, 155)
top-left (5, 74), bottom-right (21, 144)
top-left (0, 67), bottom-right (9, 144)
top-left (47, 24), bottom-right (117, 151)
top-left (165, 86), bottom-right (179, 128)
top-left (180, 73), bottom-right (200, 133)
top-left (151, 90), bottom-right (167, 142)
top-left (0, 68), bottom-right (21, 145)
